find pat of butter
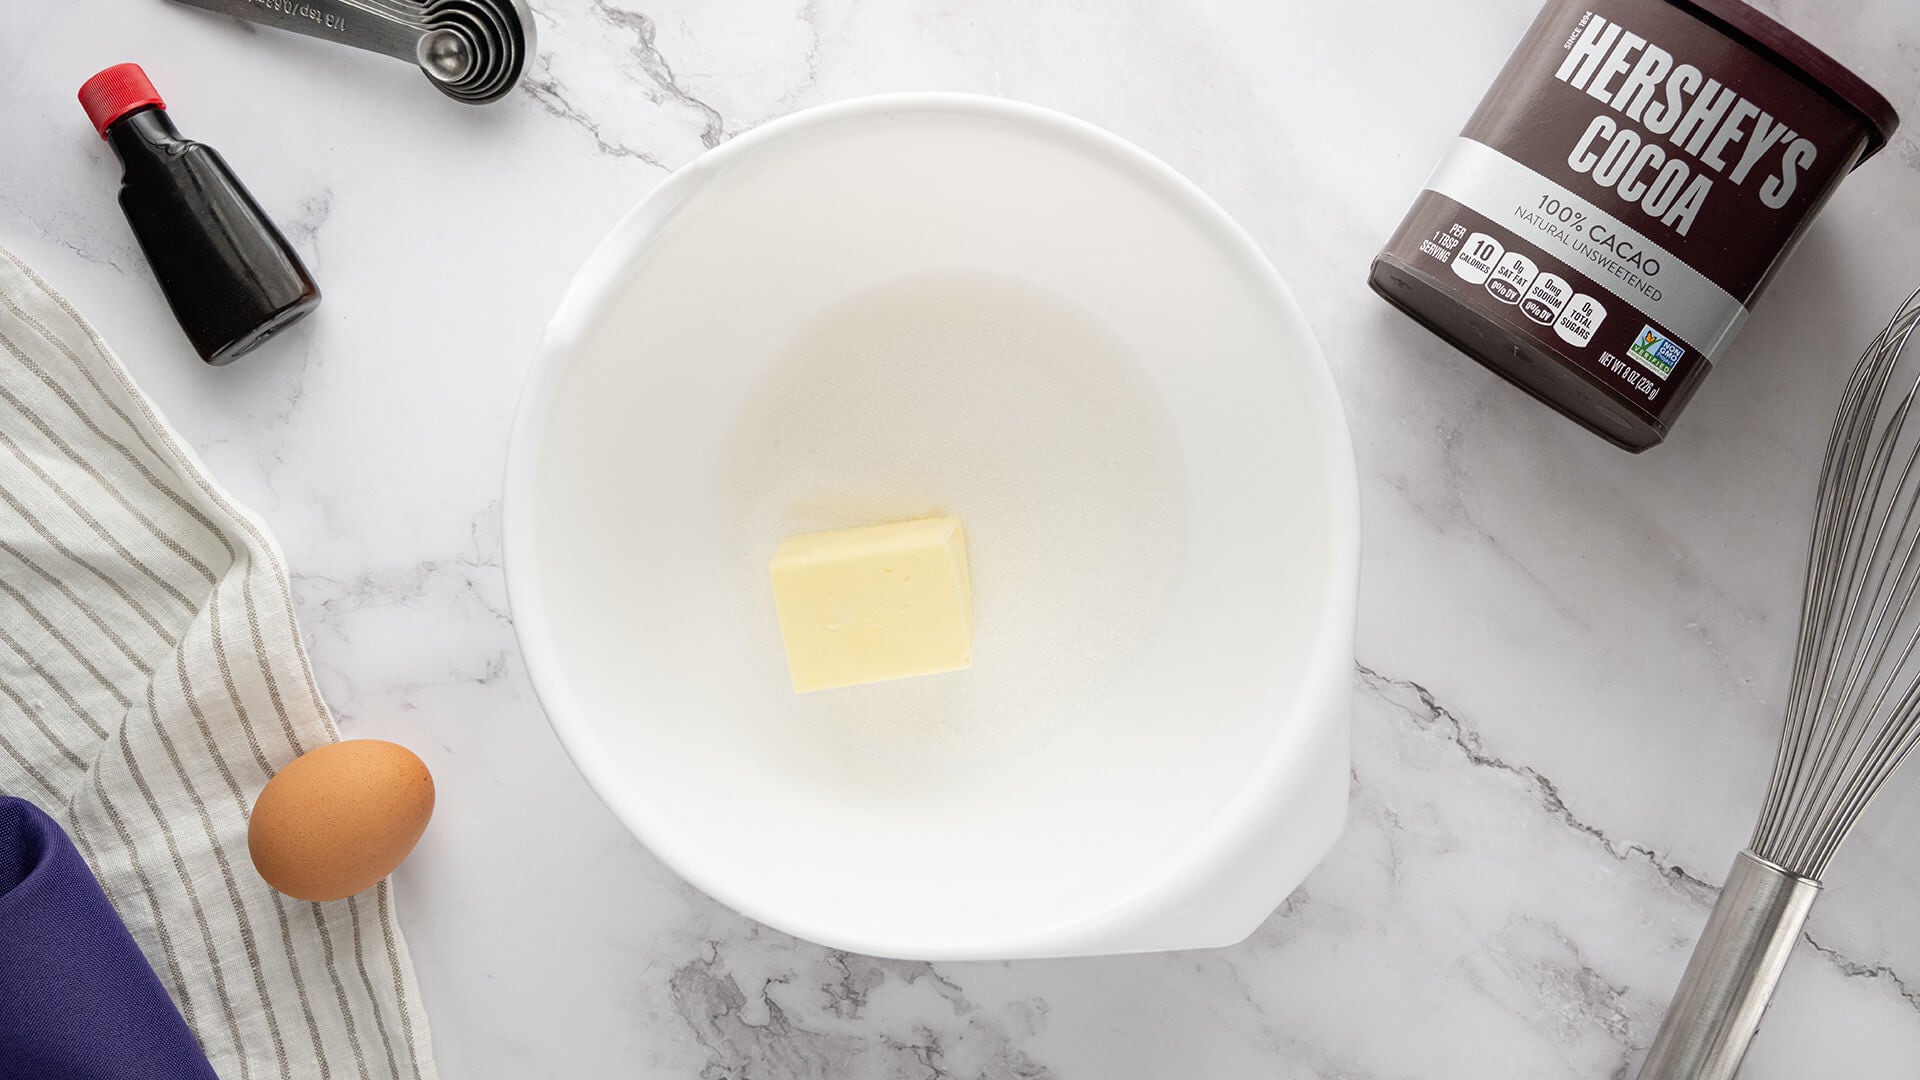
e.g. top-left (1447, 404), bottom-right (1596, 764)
top-left (769, 517), bottom-right (973, 693)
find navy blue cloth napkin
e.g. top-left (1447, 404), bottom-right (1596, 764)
top-left (0, 795), bottom-right (219, 1080)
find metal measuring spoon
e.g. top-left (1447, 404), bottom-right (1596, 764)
top-left (165, 0), bottom-right (533, 104)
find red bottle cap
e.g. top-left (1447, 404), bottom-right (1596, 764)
top-left (79, 63), bottom-right (166, 140)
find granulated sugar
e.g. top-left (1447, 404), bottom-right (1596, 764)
top-left (720, 270), bottom-right (1185, 763)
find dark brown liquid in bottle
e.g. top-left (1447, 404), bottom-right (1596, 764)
top-left (106, 108), bottom-right (319, 365)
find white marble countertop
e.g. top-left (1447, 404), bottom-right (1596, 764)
top-left (6, 1), bottom-right (1920, 1076)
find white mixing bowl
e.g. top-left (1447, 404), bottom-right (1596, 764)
top-left (505, 94), bottom-right (1357, 960)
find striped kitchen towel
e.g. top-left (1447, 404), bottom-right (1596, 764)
top-left (0, 245), bottom-right (438, 1080)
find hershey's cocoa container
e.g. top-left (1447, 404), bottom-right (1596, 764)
top-left (1369, 0), bottom-right (1898, 451)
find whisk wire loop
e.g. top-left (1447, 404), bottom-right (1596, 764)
top-left (1752, 291), bottom-right (1920, 878)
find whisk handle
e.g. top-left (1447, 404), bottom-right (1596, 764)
top-left (1636, 851), bottom-right (1821, 1080)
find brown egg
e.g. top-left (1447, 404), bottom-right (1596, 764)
top-left (248, 739), bottom-right (435, 902)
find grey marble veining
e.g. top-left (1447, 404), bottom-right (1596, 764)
top-left (4, 0), bottom-right (1920, 1076)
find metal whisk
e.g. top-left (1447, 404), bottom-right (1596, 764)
top-left (1638, 288), bottom-right (1920, 1080)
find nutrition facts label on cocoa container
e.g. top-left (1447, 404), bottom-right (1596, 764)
top-left (1442, 225), bottom-right (1613, 354)
top-left (1394, 193), bottom-right (1686, 413)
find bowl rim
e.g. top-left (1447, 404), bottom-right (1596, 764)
top-left (502, 91), bottom-right (1360, 957)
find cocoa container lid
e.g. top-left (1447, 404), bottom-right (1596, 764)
top-left (1677, 0), bottom-right (1899, 163)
